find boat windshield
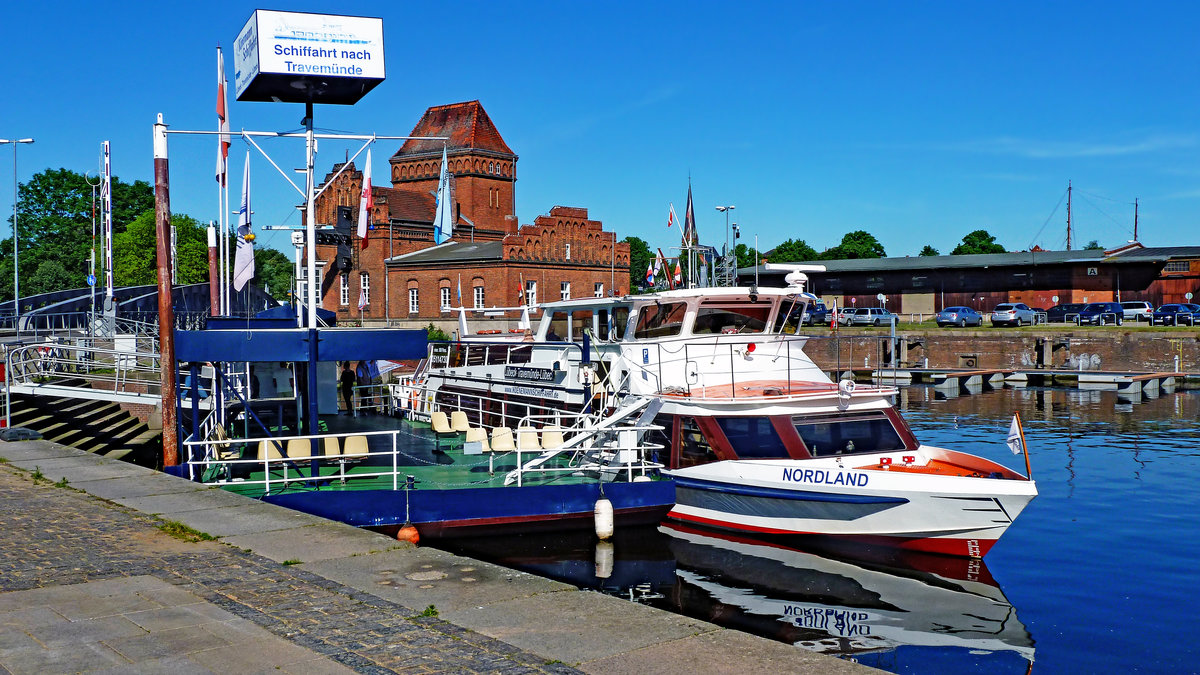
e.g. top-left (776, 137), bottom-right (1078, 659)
top-left (793, 413), bottom-right (905, 457)
top-left (634, 302), bottom-right (688, 339)
top-left (692, 304), bottom-right (771, 335)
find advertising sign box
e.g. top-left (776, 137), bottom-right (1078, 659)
top-left (234, 10), bottom-right (384, 105)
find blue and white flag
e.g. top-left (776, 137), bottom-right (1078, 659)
top-left (432, 146), bottom-right (454, 244)
top-left (233, 153), bottom-right (255, 291)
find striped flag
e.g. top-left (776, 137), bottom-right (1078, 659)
top-left (357, 148), bottom-right (373, 248)
top-left (215, 47), bottom-right (230, 186)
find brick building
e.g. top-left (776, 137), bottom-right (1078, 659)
top-left (306, 101), bottom-right (628, 323)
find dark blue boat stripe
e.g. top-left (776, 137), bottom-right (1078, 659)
top-left (672, 476), bottom-right (908, 504)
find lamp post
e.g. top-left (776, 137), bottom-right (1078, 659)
top-left (715, 205), bottom-right (734, 286)
top-left (0, 138), bottom-right (33, 330)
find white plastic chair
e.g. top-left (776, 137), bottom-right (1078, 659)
top-left (490, 427), bottom-right (515, 452)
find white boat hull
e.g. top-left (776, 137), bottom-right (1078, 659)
top-left (665, 448), bottom-right (1037, 557)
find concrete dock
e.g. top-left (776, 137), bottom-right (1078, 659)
top-left (0, 439), bottom-right (877, 674)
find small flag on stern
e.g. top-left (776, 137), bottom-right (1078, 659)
top-left (1006, 414), bottom-right (1023, 454)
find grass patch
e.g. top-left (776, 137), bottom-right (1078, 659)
top-left (157, 520), bottom-right (216, 542)
top-left (281, 558), bottom-right (302, 566)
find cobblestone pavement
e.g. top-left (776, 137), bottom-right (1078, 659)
top-left (0, 463), bottom-right (578, 674)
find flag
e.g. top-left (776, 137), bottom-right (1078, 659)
top-left (215, 47), bottom-right (230, 186)
top-left (667, 203), bottom-right (678, 228)
top-left (682, 183), bottom-right (697, 245)
top-left (356, 148), bottom-right (373, 248)
top-left (432, 146), bottom-right (453, 244)
top-left (673, 261), bottom-right (683, 285)
top-left (1006, 414), bottom-right (1023, 455)
top-left (232, 153), bottom-right (255, 291)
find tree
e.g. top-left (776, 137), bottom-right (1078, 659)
top-left (112, 211), bottom-right (209, 286)
top-left (733, 243), bottom-right (761, 269)
top-left (623, 236), bottom-right (653, 289)
top-left (918, 245), bottom-right (940, 256)
top-left (951, 229), bottom-right (1007, 255)
top-left (768, 239), bottom-right (819, 263)
top-left (1, 168), bottom-right (154, 299)
top-left (1083, 239), bottom-right (1104, 250)
top-left (254, 246), bottom-right (295, 302)
top-left (820, 230), bottom-right (886, 260)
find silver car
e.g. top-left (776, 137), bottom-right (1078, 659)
top-left (991, 303), bottom-right (1036, 327)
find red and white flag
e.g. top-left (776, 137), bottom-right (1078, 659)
top-left (357, 148), bottom-right (373, 248)
top-left (215, 47), bottom-right (230, 186)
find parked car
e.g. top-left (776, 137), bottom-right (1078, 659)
top-left (800, 302), bottom-right (829, 326)
top-left (990, 303), bottom-right (1036, 327)
top-left (1077, 301), bottom-right (1125, 325)
top-left (1120, 301), bottom-right (1154, 322)
top-left (935, 306), bottom-right (983, 327)
top-left (1152, 304), bottom-right (1194, 326)
top-left (1045, 303), bottom-right (1086, 323)
top-left (848, 307), bottom-right (897, 326)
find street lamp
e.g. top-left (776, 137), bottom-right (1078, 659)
top-left (0, 138), bottom-right (33, 330)
top-left (715, 205), bottom-right (735, 286)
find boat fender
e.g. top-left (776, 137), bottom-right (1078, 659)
top-left (594, 497), bottom-right (614, 540)
top-left (594, 541), bottom-right (614, 579)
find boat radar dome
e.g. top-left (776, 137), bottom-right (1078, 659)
top-left (785, 271), bottom-right (808, 289)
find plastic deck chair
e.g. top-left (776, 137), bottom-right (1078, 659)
top-left (540, 426), bottom-right (565, 450)
top-left (465, 427), bottom-right (490, 452)
top-left (516, 426), bottom-right (542, 451)
top-left (490, 427), bottom-right (515, 452)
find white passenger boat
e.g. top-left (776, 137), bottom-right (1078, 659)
top-left (412, 272), bottom-right (1036, 557)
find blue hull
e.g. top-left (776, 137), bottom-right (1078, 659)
top-left (263, 480), bottom-right (676, 537)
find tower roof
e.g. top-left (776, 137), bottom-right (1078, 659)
top-left (392, 100), bottom-right (515, 159)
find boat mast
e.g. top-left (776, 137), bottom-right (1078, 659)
top-left (1066, 180), bottom-right (1072, 251)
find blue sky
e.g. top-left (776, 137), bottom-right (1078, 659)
top-left (4, 1), bottom-right (1199, 261)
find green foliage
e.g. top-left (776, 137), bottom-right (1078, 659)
top-left (255, 246), bottom-right (294, 301)
top-left (951, 229), bottom-right (1007, 255)
top-left (623, 236), bottom-right (653, 290)
top-left (768, 239), bottom-right (819, 263)
top-left (426, 323), bottom-right (451, 341)
top-left (1083, 239), bottom-right (1104, 250)
top-left (820, 230), bottom-right (886, 260)
top-left (918, 245), bottom-right (940, 256)
top-left (733, 243), bottom-right (761, 269)
top-left (112, 211), bottom-right (210, 286)
top-left (0, 168), bottom-right (153, 300)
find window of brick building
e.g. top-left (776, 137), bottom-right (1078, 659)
top-left (474, 285), bottom-right (485, 309)
top-left (408, 288), bottom-right (419, 315)
top-left (359, 272), bottom-right (370, 305)
top-left (339, 274), bottom-right (349, 306)
top-left (561, 281), bottom-right (571, 301)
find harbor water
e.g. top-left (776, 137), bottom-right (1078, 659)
top-left (440, 385), bottom-right (1200, 674)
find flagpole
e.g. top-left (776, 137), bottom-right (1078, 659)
top-left (1016, 411), bottom-right (1032, 479)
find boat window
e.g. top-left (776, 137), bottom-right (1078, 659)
top-left (679, 416), bottom-right (719, 468)
top-left (634, 302), bottom-right (687, 339)
top-left (692, 305), bottom-right (770, 335)
top-left (597, 307), bottom-right (629, 341)
top-left (716, 417), bottom-right (789, 458)
top-left (792, 413), bottom-right (905, 457)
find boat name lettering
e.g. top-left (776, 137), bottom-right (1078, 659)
top-left (782, 606), bottom-right (872, 635)
top-left (504, 366), bottom-right (557, 382)
top-left (781, 468), bottom-right (868, 487)
top-left (501, 385), bottom-right (562, 399)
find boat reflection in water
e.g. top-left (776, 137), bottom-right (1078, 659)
top-left (442, 524), bottom-right (1034, 668)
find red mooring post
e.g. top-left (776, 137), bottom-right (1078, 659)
top-left (154, 114), bottom-right (179, 467)
top-left (207, 224), bottom-right (220, 316)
